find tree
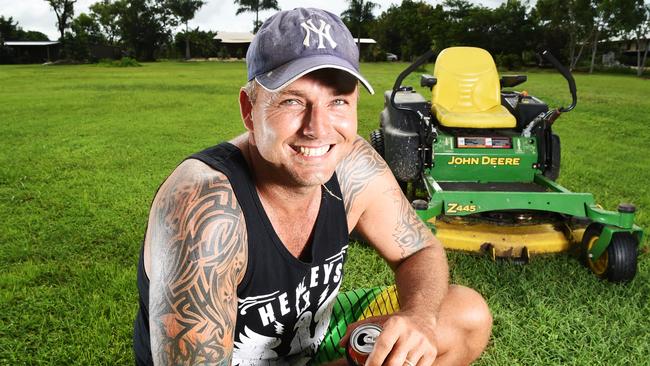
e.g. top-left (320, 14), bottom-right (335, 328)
top-left (0, 16), bottom-right (20, 43)
top-left (45, 0), bottom-right (77, 42)
top-left (113, 0), bottom-right (176, 61)
top-left (166, 0), bottom-right (205, 59)
top-left (89, 0), bottom-right (120, 45)
top-left (587, 0), bottom-right (619, 73)
top-left (490, 0), bottom-right (536, 67)
top-left (341, 0), bottom-right (380, 51)
top-left (535, 0), bottom-right (595, 70)
top-left (234, 0), bottom-right (280, 33)
top-left (173, 27), bottom-right (216, 58)
top-left (613, 0), bottom-right (650, 76)
top-left (0, 16), bottom-right (49, 42)
top-left (65, 12), bottom-right (107, 60)
top-left (443, 0), bottom-right (494, 50)
top-left (71, 13), bottom-right (105, 43)
top-left (634, 3), bottom-right (650, 76)
top-left (372, 0), bottom-right (445, 61)
top-left (0, 16), bottom-right (20, 63)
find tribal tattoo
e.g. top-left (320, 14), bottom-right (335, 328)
top-left (336, 137), bottom-right (389, 215)
top-left (387, 187), bottom-right (428, 258)
top-left (149, 162), bottom-right (247, 365)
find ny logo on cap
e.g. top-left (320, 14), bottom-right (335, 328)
top-left (300, 19), bottom-right (338, 49)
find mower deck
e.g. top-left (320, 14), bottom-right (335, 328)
top-left (430, 218), bottom-right (585, 259)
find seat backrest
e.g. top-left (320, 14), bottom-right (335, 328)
top-left (432, 47), bottom-right (501, 113)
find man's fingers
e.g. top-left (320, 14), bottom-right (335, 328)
top-left (383, 343), bottom-right (425, 366)
top-left (365, 327), bottom-right (400, 366)
top-left (365, 315), bottom-right (437, 366)
top-left (415, 353), bottom-right (435, 366)
top-left (382, 333), bottom-right (427, 366)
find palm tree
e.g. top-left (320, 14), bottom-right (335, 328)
top-left (167, 0), bottom-right (205, 59)
top-left (234, 0), bottom-right (280, 33)
top-left (341, 0), bottom-right (379, 50)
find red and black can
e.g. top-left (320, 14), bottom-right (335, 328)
top-left (346, 323), bottom-right (382, 366)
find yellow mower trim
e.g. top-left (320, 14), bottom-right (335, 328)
top-left (430, 218), bottom-right (585, 258)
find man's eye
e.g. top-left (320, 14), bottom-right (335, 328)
top-left (333, 99), bottom-right (347, 106)
top-left (281, 99), bottom-right (300, 106)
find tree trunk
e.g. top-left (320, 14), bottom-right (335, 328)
top-left (571, 31), bottom-right (591, 70)
top-left (641, 39), bottom-right (649, 77)
top-left (357, 19), bottom-right (361, 52)
top-left (636, 33), bottom-right (642, 76)
top-left (255, 9), bottom-right (259, 33)
top-left (185, 21), bottom-right (190, 60)
top-left (589, 28), bottom-right (600, 74)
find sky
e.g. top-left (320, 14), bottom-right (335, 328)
top-left (0, 0), bottom-right (509, 41)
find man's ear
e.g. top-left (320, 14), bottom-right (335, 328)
top-left (239, 88), bottom-right (254, 131)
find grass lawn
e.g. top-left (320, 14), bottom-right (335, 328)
top-left (1, 61), bottom-right (649, 365)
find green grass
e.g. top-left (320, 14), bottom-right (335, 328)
top-left (1, 61), bottom-right (649, 365)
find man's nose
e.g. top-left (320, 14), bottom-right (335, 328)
top-left (303, 105), bottom-right (331, 138)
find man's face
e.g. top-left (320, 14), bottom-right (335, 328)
top-left (242, 69), bottom-right (359, 187)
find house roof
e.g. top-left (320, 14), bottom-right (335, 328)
top-left (213, 32), bottom-right (377, 45)
top-left (4, 41), bottom-right (60, 46)
top-left (355, 38), bottom-right (377, 44)
top-left (213, 32), bottom-right (255, 43)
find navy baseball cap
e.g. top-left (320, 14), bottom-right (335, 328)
top-left (246, 7), bottom-right (374, 94)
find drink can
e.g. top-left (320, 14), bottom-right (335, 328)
top-left (346, 323), bottom-right (382, 366)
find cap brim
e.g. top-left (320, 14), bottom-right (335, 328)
top-left (255, 54), bottom-right (374, 95)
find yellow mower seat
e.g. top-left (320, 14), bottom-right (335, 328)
top-left (432, 47), bottom-right (516, 128)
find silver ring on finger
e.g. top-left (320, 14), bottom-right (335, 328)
top-left (404, 360), bottom-right (415, 366)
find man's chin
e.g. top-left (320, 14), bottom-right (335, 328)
top-left (290, 170), bottom-right (333, 187)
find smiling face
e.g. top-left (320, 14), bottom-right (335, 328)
top-left (240, 69), bottom-right (359, 188)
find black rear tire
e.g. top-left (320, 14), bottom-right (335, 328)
top-left (369, 129), bottom-right (384, 158)
top-left (582, 223), bottom-right (638, 282)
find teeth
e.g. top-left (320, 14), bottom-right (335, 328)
top-left (298, 146), bottom-right (329, 157)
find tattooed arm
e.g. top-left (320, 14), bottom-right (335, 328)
top-left (336, 137), bottom-right (446, 264)
top-left (336, 137), bottom-right (448, 365)
top-left (146, 159), bottom-right (247, 365)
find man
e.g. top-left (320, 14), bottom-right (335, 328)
top-left (133, 7), bottom-right (492, 366)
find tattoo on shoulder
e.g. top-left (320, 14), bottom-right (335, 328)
top-left (386, 187), bottom-right (428, 258)
top-left (150, 164), bottom-right (247, 365)
top-left (336, 137), bottom-right (389, 214)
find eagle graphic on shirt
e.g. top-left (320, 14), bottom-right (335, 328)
top-left (232, 246), bottom-right (347, 364)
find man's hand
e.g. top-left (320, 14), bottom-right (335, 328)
top-left (340, 313), bottom-right (437, 366)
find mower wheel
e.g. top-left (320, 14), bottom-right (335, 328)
top-left (369, 129), bottom-right (385, 158)
top-left (582, 223), bottom-right (638, 282)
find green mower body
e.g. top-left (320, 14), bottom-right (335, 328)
top-left (372, 47), bottom-right (644, 282)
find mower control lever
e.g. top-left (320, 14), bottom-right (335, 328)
top-left (540, 50), bottom-right (577, 112)
top-left (390, 49), bottom-right (437, 114)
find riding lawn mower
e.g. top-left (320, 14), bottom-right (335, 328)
top-left (371, 47), bottom-right (644, 282)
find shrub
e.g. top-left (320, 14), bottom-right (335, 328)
top-left (496, 54), bottom-right (522, 70)
top-left (98, 57), bottom-right (142, 67)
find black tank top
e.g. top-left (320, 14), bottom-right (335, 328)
top-left (133, 143), bottom-right (349, 365)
